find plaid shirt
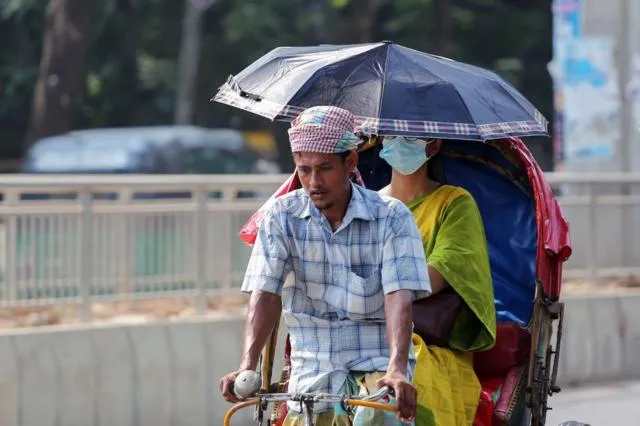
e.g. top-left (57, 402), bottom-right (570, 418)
top-left (241, 183), bottom-right (431, 413)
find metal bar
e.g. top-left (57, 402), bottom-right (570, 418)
top-left (544, 172), bottom-right (640, 184)
top-left (4, 216), bottom-right (18, 303)
top-left (562, 266), bottom-right (640, 280)
top-left (219, 186), bottom-right (235, 290)
top-left (78, 189), bottom-right (93, 321)
top-left (554, 194), bottom-right (640, 206)
top-left (0, 173), bottom-right (291, 188)
top-left (586, 182), bottom-right (598, 286)
top-left (3, 190), bottom-right (19, 303)
top-left (0, 172), bottom-right (639, 188)
top-left (194, 187), bottom-right (207, 314)
top-left (0, 201), bottom-right (268, 215)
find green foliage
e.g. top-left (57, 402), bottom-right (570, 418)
top-left (0, 0), bottom-right (553, 168)
top-left (0, 0), bottom-right (41, 19)
top-left (0, 0), bottom-right (46, 158)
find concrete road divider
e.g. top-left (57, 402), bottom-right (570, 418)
top-left (554, 291), bottom-right (640, 387)
top-left (1, 293), bottom-right (640, 426)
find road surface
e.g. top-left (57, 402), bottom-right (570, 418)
top-left (546, 380), bottom-right (640, 425)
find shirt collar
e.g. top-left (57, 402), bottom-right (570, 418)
top-left (294, 182), bottom-right (374, 223)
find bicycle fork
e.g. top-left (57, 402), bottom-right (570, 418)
top-left (304, 400), bottom-right (314, 426)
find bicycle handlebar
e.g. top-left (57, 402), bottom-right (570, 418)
top-left (223, 386), bottom-right (396, 426)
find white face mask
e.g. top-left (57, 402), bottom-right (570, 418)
top-left (379, 137), bottom-right (435, 175)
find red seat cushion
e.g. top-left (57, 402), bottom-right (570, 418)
top-left (492, 363), bottom-right (527, 425)
top-left (474, 323), bottom-right (531, 378)
top-left (473, 363), bottom-right (527, 426)
top-left (474, 379), bottom-right (502, 426)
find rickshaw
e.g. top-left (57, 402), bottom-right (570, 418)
top-left (212, 42), bottom-right (574, 426)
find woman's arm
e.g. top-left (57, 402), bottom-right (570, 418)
top-left (428, 265), bottom-right (449, 294)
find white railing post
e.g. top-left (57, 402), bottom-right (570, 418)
top-left (117, 189), bottom-right (133, 298)
top-left (4, 191), bottom-right (19, 303)
top-left (220, 186), bottom-right (235, 290)
top-left (195, 187), bottom-right (207, 314)
top-left (586, 182), bottom-right (598, 286)
top-left (5, 216), bottom-right (18, 302)
top-left (78, 188), bottom-right (93, 321)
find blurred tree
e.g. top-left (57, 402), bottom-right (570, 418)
top-left (432, 0), bottom-right (453, 57)
top-left (0, 0), bottom-right (554, 169)
top-left (24, 0), bottom-right (94, 150)
top-left (175, 0), bottom-right (219, 125)
top-left (80, 0), bottom-right (139, 128)
top-left (329, 0), bottom-right (381, 43)
top-left (0, 0), bottom-right (46, 160)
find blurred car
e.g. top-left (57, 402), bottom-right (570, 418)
top-left (21, 125), bottom-right (280, 200)
top-left (23, 125), bottom-right (276, 175)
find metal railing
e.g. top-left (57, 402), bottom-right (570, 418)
top-left (0, 175), bottom-right (286, 319)
top-left (545, 172), bottom-right (640, 284)
top-left (0, 173), bottom-right (638, 319)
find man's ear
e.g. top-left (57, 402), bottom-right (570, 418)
top-left (345, 150), bottom-right (358, 172)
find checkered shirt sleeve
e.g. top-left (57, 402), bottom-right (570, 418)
top-left (381, 200), bottom-right (432, 298)
top-left (241, 206), bottom-right (292, 295)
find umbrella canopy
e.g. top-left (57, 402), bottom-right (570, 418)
top-left (212, 41), bottom-right (549, 141)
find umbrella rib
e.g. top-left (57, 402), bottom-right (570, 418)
top-left (398, 46), bottom-right (547, 128)
top-left (398, 45), bottom-right (500, 83)
top-left (400, 52), bottom-right (478, 125)
top-left (277, 43), bottom-right (385, 116)
top-left (335, 57), bottom-right (381, 106)
top-left (375, 45), bottom-right (391, 123)
top-left (287, 43), bottom-right (388, 112)
top-left (397, 47), bottom-right (534, 129)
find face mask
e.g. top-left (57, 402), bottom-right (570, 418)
top-left (379, 137), bottom-right (434, 175)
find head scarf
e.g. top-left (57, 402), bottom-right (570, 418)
top-left (288, 106), bottom-right (361, 154)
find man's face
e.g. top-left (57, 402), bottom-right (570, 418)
top-left (293, 151), bottom-right (356, 211)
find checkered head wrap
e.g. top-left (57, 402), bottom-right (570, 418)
top-left (288, 106), bottom-right (362, 154)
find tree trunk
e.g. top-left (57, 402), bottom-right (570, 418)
top-left (174, 0), bottom-right (204, 125)
top-left (24, 0), bottom-right (93, 150)
top-left (431, 0), bottom-right (453, 57)
top-left (352, 0), bottom-right (379, 43)
top-left (332, 0), bottom-right (379, 44)
top-left (109, 0), bottom-right (139, 126)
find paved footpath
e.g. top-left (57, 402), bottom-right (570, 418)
top-left (546, 380), bottom-right (640, 425)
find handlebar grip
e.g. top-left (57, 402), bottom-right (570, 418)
top-left (362, 385), bottom-right (394, 401)
top-left (345, 399), bottom-right (397, 413)
top-left (232, 370), bottom-right (261, 399)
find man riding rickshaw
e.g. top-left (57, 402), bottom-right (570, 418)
top-left (212, 42), bottom-right (575, 426)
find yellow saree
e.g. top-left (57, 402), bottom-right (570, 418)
top-left (406, 185), bottom-right (496, 425)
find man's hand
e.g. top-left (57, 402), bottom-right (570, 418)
top-left (219, 290), bottom-right (281, 404)
top-left (219, 369), bottom-right (244, 403)
top-left (381, 289), bottom-right (415, 421)
top-left (376, 370), bottom-right (417, 423)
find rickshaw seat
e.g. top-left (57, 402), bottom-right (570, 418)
top-left (476, 362), bottom-right (528, 426)
top-left (473, 324), bottom-right (531, 426)
top-left (474, 323), bottom-right (530, 378)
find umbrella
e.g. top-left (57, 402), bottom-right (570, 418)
top-left (212, 41), bottom-right (549, 142)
